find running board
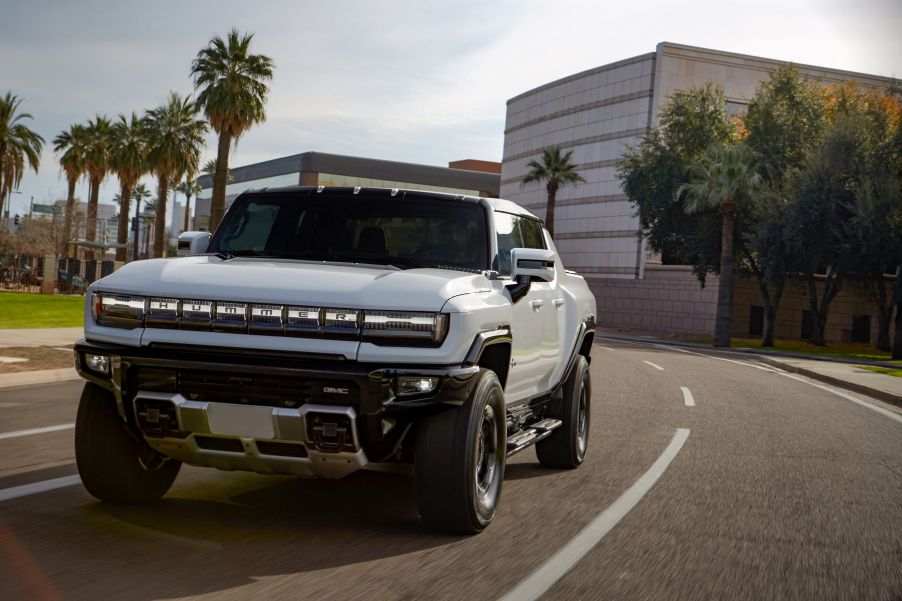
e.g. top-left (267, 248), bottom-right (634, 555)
top-left (506, 418), bottom-right (563, 456)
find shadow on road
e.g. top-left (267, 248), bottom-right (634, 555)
top-left (6, 470), bottom-right (464, 600)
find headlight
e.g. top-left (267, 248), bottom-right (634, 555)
top-left (93, 293), bottom-right (145, 328)
top-left (362, 311), bottom-right (448, 345)
top-left (397, 375), bottom-right (439, 395)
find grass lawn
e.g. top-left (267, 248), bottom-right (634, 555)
top-left (860, 366), bottom-right (902, 378)
top-left (0, 291), bottom-right (84, 328)
top-left (693, 336), bottom-right (902, 365)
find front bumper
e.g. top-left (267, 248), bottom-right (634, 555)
top-left (74, 339), bottom-right (479, 478)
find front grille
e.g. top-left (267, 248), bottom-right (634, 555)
top-left (131, 366), bottom-right (360, 409)
top-left (179, 371), bottom-right (313, 408)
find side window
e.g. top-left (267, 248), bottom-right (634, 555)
top-left (493, 212), bottom-right (524, 277)
top-left (520, 218), bottom-right (546, 250)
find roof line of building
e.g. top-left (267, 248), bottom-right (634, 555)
top-left (506, 52), bottom-right (657, 106)
top-left (196, 151), bottom-right (501, 194)
top-left (656, 41), bottom-right (898, 85)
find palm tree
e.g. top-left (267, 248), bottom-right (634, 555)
top-left (521, 146), bottom-right (585, 238)
top-left (109, 113), bottom-right (148, 262)
top-left (132, 182), bottom-right (151, 260)
top-left (177, 177), bottom-right (202, 232)
top-left (83, 116), bottom-right (113, 258)
top-left (677, 143), bottom-right (762, 348)
top-left (0, 92), bottom-right (44, 223)
top-left (192, 28), bottom-right (273, 232)
top-left (144, 93), bottom-right (207, 257)
top-left (53, 123), bottom-right (87, 256)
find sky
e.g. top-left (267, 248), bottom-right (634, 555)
top-left (1, 0), bottom-right (900, 219)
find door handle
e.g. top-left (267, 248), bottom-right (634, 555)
top-left (530, 299), bottom-right (544, 311)
top-left (552, 298), bottom-right (564, 308)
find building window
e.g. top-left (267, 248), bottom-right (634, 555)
top-left (748, 305), bottom-right (764, 337)
top-left (851, 315), bottom-right (870, 344)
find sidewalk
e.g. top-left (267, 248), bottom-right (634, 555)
top-left (598, 329), bottom-right (902, 408)
top-left (0, 327), bottom-right (83, 348)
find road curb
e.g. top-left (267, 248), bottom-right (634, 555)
top-left (755, 357), bottom-right (902, 409)
top-left (0, 368), bottom-right (80, 390)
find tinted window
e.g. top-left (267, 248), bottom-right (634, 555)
top-left (210, 193), bottom-right (488, 271)
top-left (493, 212), bottom-right (546, 276)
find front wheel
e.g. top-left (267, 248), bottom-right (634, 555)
top-left (536, 355), bottom-right (591, 468)
top-left (415, 369), bottom-right (506, 533)
top-left (75, 383), bottom-right (181, 503)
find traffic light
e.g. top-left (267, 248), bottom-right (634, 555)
top-left (13, 214), bottom-right (20, 226)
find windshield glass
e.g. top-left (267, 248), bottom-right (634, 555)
top-left (208, 192), bottom-right (489, 271)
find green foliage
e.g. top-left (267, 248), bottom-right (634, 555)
top-left (144, 93), bottom-right (207, 182)
top-left (0, 92), bottom-right (44, 216)
top-left (110, 112), bottom-right (148, 190)
top-left (191, 28), bottom-right (274, 139)
top-left (53, 124), bottom-right (88, 184)
top-left (677, 143), bottom-right (761, 215)
top-left (617, 84), bottom-right (733, 278)
top-left (521, 146), bottom-right (585, 237)
top-left (744, 65), bottom-right (828, 186)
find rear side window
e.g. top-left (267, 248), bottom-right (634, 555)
top-left (493, 212), bottom-right (546, 276)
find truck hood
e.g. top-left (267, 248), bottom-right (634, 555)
top-left (92, 256), bottom-right (491, 312)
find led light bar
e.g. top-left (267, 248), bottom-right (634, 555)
top-left (91, 293), bottom-right (449, 346)
top-left (93, 293), bottom-right (145, 328)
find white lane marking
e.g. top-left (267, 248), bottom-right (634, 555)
top-left (498, 428), bottom-right (690, 601)
top-left (597, 346), bottom-right (614, 351)
top-left (681, 386), bottom-right (696, 407)
top-left (0, 423), bottom-right (75, 441)
top-left (780, 373), bottom-right (902, 425)
top-left (53, 347), bottom-right (73, 352)
top-left (0, 356), bottom-right (28, 364)
top-left (650, 343), bottom-right (777, 373)
top-left (643, 361), bottom-right (664, 371)
top-left (0, 475), bottom-right (81, 503)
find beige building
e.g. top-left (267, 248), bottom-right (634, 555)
top-left (501, 42), bottom-right (895, 344)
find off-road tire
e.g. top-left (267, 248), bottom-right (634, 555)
top-left (415, 369), bottom-right (506, 534)
top-left (536, 355), bottom-right (590, 468)
top-left (75, 382), bottom-right (180, 503)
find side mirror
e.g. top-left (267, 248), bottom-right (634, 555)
top-left (510, 248), bottom-right (556, 282)
top-left (177, 231), bottom-right (212, 257)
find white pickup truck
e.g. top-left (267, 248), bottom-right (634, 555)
top-left (74, 186), bottom-right (597, 533)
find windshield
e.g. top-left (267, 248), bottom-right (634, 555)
top-left (208, 192), bottom-right (489, 271)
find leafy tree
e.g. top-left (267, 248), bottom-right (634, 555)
top-left (677, 143), bottom-right (761, 347)
top-left (786, 113), bottom-right (870, 345)
top-left (192, 28), bottom-right (273, 232)
top-left (53, 124), bottom-right (88, 256)
top-left (742, 65), bottom-right (828, 345)
top-left (144, 93), bottom-right (207, 257)
top-left (83, 116), bottom-right (113, 259)
top-left (0, 92), bottom-right (43, 222)
top-left (521, 146), bottom-right (585, 238)
top-left (110, 113), bottom-right (148, 262)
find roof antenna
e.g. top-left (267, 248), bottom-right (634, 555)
top-left (353, 186), bottom-right (361, 195)
top-left (317, 186), bottom-right (324, 193)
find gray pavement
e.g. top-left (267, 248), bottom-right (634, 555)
top-left (0, 327), bottom-right (83, 348)
top-left (0, 342), bottom-right (900, 600)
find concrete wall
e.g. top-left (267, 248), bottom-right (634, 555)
top-left (590, 265), bottom-right (719, 336)
top-left (732, 276), bottom-right (896, 344)
top-left (500, 53), bottom-right (657, 279)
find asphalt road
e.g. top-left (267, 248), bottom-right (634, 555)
top-left (0, 340), bottom-right (900, 600)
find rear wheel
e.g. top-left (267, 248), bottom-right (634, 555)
top-left (75, 383), bottom-right (180, 503)
top-left (536, 355), bottom-right (590, 468)
top-left (415, 369), bottom-right (506, 533)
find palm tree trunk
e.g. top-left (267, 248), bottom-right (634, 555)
top-left (132, 197), bottom-right (141, 262)
top-left (893, 299), bottom-right (902, 360)
top-left (183, 191), bottom-right (191, 233)
top-left (545, 182), bottom-right (558, 239)
top-left (211, 131), bottom-right (231, 232)
top-left (115, 184), bottom-right (132, 262)
top-left (153, 175), bottom-right (169, 258)
top-left (713, 202), bottom-right (735, 348)
top-left (61, 176), bottom-right (77, 257)
top-left (86, 176), bottom-right (100, 260)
